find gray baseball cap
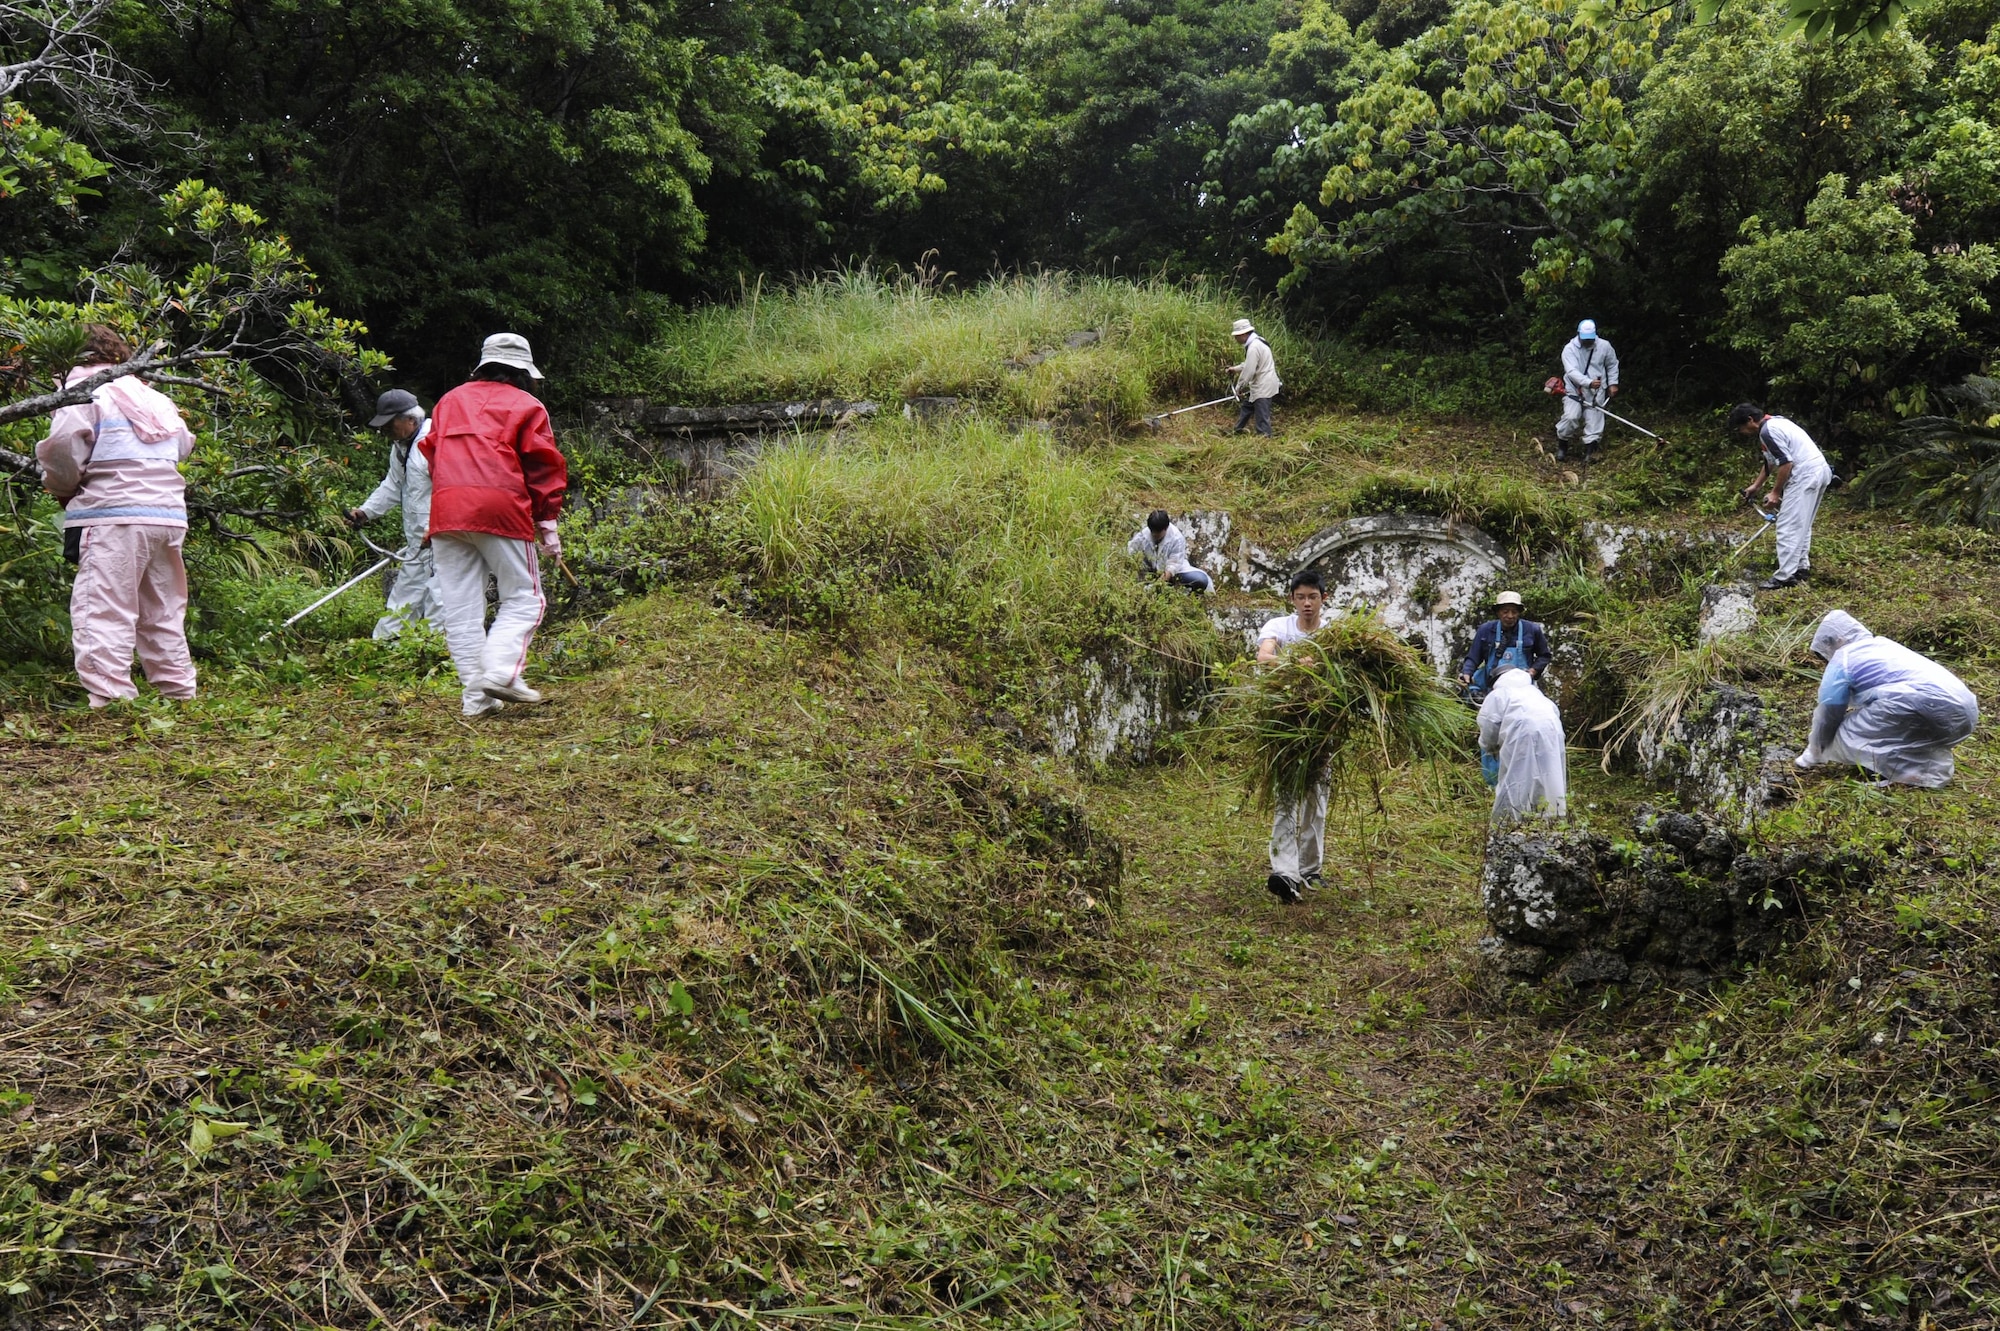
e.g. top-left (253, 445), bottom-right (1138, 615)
top-left (476, 332), bottom-right (543, 380)
top-left (368, 388), bottom-right (421, 428)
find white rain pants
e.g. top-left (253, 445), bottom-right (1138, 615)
top-left (1775, 464), bottom-right (1832, 580)
top-left (1477, 671), bottom-right (1568, 823)
top-left (1269, 782), bottom-right (1329, 881)
top-left (431, 532), bottom-right (544, 715)
top-left (1820, 682), bottom-right (1978, 788)
top-left (374, 545), bottom-right (444, 641)
top-left (1555, 392), bottom-right (1605, 448)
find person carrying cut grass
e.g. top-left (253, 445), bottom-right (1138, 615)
top-left (1256, 570), bottom-right (1331, 903)
top-left (423, 333), bottom-right (568, 718)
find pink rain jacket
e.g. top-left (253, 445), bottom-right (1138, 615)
top-left (36, 365), bottom-right (196, 528)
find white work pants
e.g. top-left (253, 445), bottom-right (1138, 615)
top-left (1269, 783), bottom-right (1330, 880)
top-left (1775, 467), bottom-right (1830, 580)
top-left (372, 546), bottom-right (443, 640)
top-left (1555, 393), bottom-right (1604, 447)
top-left (431, 532), bottom-right (544, 714)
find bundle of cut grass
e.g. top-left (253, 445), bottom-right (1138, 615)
top-left (1220, 613), bottom-right (1470, 810)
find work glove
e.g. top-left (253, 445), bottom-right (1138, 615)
top-left (345, 507), bottom-right (369, 528)
top-left (536, 519), bottom-right (561, 559)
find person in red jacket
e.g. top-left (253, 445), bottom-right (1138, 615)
top-left (420, 333), bottom-right (568, 716)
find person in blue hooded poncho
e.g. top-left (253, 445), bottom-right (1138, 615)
top-left (1796, 611), bottom-right (1980, 788)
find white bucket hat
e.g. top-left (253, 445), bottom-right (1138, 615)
top-left (1231, 318), bottom-right (1255, 336)
top-left (1494, 590), bottom-right (1524, 607)
top-left (477, 332), bottom-right (543, 380)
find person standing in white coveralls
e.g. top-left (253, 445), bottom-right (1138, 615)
top-left (1228, 318), bottom-right (1281, 436)
top-left (1553, 319), bottom-right (1618, 462)
top-left (421, 334), bottom-right (568, 717)
top-left (1796, 611), bottom-right (1978, 788)
top-left (1476, 666), bottom-right (1568, 823)
top-left (1731, 403), bottom-right (1832, 591)
top-left (1256, 570), bottom-right (1331, 904)
top-left (346, 389), bottom-right (443, 639)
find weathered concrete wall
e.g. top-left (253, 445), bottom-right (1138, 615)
top-left (1477, 808), bottom-right (1873, 993)
top-left (1046, 655), bottom-right (1201, 766)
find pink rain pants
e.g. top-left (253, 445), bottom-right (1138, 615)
top-left (70, 524), bottom-right (197, 707)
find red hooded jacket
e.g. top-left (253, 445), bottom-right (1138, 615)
top-left (421, 379), bottom-right (567, 541)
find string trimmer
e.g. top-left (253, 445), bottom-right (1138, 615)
top-left (1143, 393), bottom-right (1239, 428)
top-left (1541, 378), bottom-right (1669, 443)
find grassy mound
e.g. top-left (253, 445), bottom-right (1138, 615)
top-left (599, 269), bottom-right (1314, 422)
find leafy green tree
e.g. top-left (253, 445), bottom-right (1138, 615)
top-left (1719, 172), bottom-right (1997, 414)
top-left (111, 0), bottom-right (761, 389)
top-left (1626, 0), bottom-right (1928, 363)
top-left (1269, 0), bottom-right (1666, 317)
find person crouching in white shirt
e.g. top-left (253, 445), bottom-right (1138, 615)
top-left (1127, 509), bottom-right (1212, 592)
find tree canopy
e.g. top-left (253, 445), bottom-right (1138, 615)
top-left (0, 0), bottom-right (1993, 419)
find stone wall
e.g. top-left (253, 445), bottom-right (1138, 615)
top-left (1637, 684), bottom-right (1798, 830)
top-left (1477, 808), bottom-right (1873, 993)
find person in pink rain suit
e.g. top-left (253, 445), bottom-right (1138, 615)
top-left (34, 325), bottom-right (200, 708)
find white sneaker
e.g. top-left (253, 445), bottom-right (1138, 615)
top-left (480, 674), bottom-right (544, 705)
top-left (464, 698), bottom-right (505, 718)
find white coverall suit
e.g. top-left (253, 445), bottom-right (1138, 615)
top-left (354, 418), bottom-right (443, 639)
top-left (1555, 336), bottom-right (1619, 451)
top-left (1799, 611), bottom-right (1978, 788)
top-left (1756, 416), bottom-right (1833, 583)
top-left (1476, 669), bottom-right (1568, 823)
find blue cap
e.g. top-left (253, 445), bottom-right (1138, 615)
top-left (1577, 319), bottom-right (1597, 340)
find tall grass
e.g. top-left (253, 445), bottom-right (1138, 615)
top-left (732, 415), bottom-right (1221, 686)
top-left (605, 267), bottom-right (1303, 421)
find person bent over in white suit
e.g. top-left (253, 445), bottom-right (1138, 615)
top-left (1796, 611), bottom-right (1978, 789)
top-left (1476, 666), bottom-right (1568, 823)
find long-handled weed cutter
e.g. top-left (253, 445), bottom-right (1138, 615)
top-left (1713, 502), bottom-right (1777, 578)
top-left (283, 545), bottom-right (409, 627)
top-left (1143, 393), bottom-right (1239, 428)
top-left (1541, 377), bottom-right (1669, 443)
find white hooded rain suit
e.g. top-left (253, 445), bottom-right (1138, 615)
top-left (354, 417), bottom-right (442, 639)
top-left (1476, 668), bottom-right (1569, 823)
top-left (1799, 611), bottom-right (1978, 788)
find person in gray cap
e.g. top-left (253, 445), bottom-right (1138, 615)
top-left (421, 334), bottom-right (569, 717)
top-left (346, 389), bottom-right (442, 639)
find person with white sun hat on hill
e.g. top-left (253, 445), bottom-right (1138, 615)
top-left (1228, 318), bottom-right (1281, 436)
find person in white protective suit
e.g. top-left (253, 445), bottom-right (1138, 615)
top-left (1476, 666), bottom-right (1569, 823)
top-left (1796, 611), bottom-right (1979, 788)
top-left (1731, 403), bottom-right (1833, 591)
top-left (1554, 319), bottom-right (1618, 462)
top-left (346, 389), bottom-right (443, 639)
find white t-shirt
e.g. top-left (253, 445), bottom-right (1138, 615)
top-left (1258, 613), bottom-right (1320, 653)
